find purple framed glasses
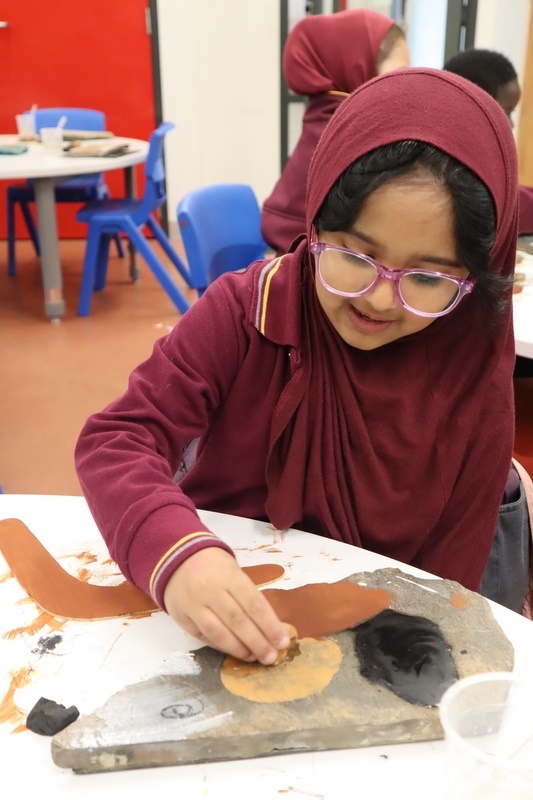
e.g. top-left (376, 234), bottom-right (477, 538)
top-left (310, 241), bottom-right (475, 318)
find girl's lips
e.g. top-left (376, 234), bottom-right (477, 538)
top-left (347, 304), bottom-right (393, 333)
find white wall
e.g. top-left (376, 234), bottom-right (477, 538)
top-left (475, 0), bottom-right (529, 82)
top-left (475, 0), bottom-right (530, 131)
top-left (405, 0), bottom-right (448, 68)
top-left (156, 0), bottom-right (280, 236)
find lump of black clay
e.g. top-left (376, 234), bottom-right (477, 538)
top-left (354, 609), bottom-right (458, 707)
top-left (26, 696), bottom-right (80, 736)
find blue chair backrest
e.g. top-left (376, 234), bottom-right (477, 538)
top-left (27, 108), bottom-right (106, 132)
top-left (177, 183), bottom-right (267, 287)
top-left (133, 121), bottom-right (175, 224)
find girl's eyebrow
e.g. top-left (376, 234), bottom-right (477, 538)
top-left (348, 226), bottom-right (462, 269)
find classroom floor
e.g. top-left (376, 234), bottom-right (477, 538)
top-left (0, 237), bottom-right (196, 496)
top-left (2, 239), bottom-right (533, 496)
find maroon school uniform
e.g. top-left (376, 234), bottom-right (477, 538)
top-left (76, 70), bottom-right (517, 612)
top-left (518, 184), bottom-right (533, 234)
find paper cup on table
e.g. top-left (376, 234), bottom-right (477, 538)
top-left (439, 672), bottom-right (533, 799)
top-left (15, 112), bottom-right (36, 141)
top-left (40, 127), bottom-right (64, 155)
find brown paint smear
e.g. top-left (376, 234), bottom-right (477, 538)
top-left (0, 519), bottom-right (284, 621)
top-left (3, 612), bottom-right (65, 641)
top-left (262, 581), bottom-right (391, 638)
top-left (0, 519), bottom-right (390, 636)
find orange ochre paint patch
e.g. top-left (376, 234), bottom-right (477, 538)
top-left (3, 611), bottom-right (65, 640)
top-left (0, 665), bottom-right (34, 732)
top-left (220, 637), bottom-right (343, 702)
top-left (449, 592), bottom-right (468, 610)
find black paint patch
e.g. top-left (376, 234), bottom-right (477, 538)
top-left (354, 609), bottom-right (458, 707)
top-left (32, 634), bottom-right (62, 656)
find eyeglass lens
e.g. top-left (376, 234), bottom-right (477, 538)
top-left (318, 247), bottom-right (461, 314)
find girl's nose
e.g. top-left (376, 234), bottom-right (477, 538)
top-left (365, 275), bottom-right (399, 312)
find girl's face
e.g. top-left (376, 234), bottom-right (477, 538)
top-left (314, 174), bottom-right (470, 351)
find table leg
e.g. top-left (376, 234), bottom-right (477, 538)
top-left (33, 177), bottom-right (65, 321)
top-left (124, 165), bottom-right (140, 282)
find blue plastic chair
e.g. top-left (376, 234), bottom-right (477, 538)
top-left (177, 183), bottom-right (267, 296)
top-left (7, 107), bottom-right (124, 276)
top-left (76, 121), bottom-right (194, 316)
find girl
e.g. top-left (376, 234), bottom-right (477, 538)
top-left (75, 69), bottom-right (527, 668)
top-left (261, 9), bottom-right (410, 256)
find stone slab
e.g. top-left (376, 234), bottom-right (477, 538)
top-left (51, 568), bottom-right (514, 774)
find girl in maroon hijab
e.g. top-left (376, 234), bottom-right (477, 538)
top-left (261, 9), bottom-right (410, 256)
top-left (76, 69), bottom-right (527, 667)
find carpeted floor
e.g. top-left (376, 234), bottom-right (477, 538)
top-left (0, 237), bottom-right (197, 495)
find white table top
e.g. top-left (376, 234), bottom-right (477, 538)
top-left (1, 494), bottom-right (532, 800)
top-left (514, 249), bottom-right (533, 359)
top-left (0, 134), bottom-right (148, 180)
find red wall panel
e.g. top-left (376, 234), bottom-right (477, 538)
top-left (0, 1), bottom-right (156, 239)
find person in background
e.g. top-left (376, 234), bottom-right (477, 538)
top-left (260, 9), bottom-right (410, 257)
top-left (444, 49), bottom-right (521, 125)
top-left (75, 69), bottom-right (529, 667)
top-left (445, 48), bottom-right (533, 378)
top-left (444, 48), bottom-right (533, 237)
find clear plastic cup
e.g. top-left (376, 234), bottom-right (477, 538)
top-left (16, 112), bottom-right (36, 141)
top-left (439, 672), bottom-right (533, 799)
top-left (40, 126), bottom-right (64, 155)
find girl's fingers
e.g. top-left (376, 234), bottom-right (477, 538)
top-left (165, 549), bottom-right (291, 663)
top-left (185, 608), bottom-right (256, 662)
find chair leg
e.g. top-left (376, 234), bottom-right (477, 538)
top-left (7, 193), bottom-right (17, 277)
top-left (7, 193), bottom-right (41, 275)
top-left (95, 235), bottom-right (112, 291)
top-left (78, 226), bottom-right (104, 316)
top-left (129, 259), bottom-right (141, 283)
top-left (145, 216), bottom-right (193, 286)
top-left (125, 223), bottom-right (191, 315)
top-left (97, 184), bottom-right (124, 259)
top-left (20, 202), bottom-right (40, 256)
top-left (113, 234), bottom-right (125, 259)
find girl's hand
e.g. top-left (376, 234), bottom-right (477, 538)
top-left (163, 547), bottom-right (290, 664)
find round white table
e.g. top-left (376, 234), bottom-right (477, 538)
top-left (514, 286), bottom-right (533, 360)
top-left (514, 246), bottom-right (533, 359)
top-left (1, 494), bottom-right (533, 799)
top-left (0, 135), bottom-right (149, 320)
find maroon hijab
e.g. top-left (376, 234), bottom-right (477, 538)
top-left (261, 10), bottom-right (395, 255)
top-left (283, 9), bottom-right (395, 95)
top-left (265, 69), bottom-right (518, 590)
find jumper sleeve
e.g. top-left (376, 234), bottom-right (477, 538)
top-left (75, 280), bottom-right (247, 607)
top-left (518, 184), bottom-right (533, 235)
